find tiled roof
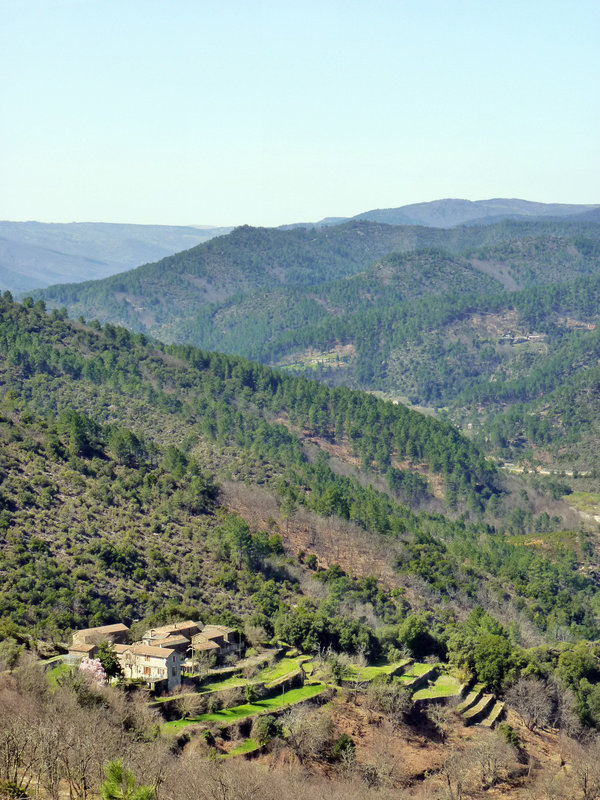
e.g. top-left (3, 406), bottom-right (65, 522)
top-left (152, 635), bottom-right (189, 647)
top-left (75, 623), bottom-right (129, 636)
top-left (114, 644), bottom-right (175, 658)
top-left (144, 620), bottom-right (199, 638)
top-left (201, 624), bottom-right (234, 638)
top-left (193, 640), bottom-right (220, 651)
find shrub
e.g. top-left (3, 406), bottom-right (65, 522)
top-left (332, 733), bottom-right (355, 760)
top-left (0, 782), bottom-right (28, 799)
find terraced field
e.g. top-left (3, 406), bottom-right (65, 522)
top-left (397, 663), bottom-right (436, 686)
top-left (462, 693), bottom-right (496, 726)
top-left (346, 659), bottom-right (411, 682)
top-left (163, 682), bottom-right (328, 732)
top-left (171, 656), bottom-right (311, 698)
top-left (412, 673), bottom-right (462, 701)
top-left (220, 738), bottom-right (261, 758)
top-left (258, 657), bottom-right (312, 684)
top-left (456, 684), bottom-right (485, 714)
top-left (159, 654), bottom-right (505, 739)
top-left (482, 701), bottom-right (505, 728)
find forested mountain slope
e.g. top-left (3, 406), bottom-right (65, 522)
top-left (261, 272), bottom-right (600, 470)
top-left (29, 218), bottom-right (600, 471)
top-left (168, 234), bottom-right (600, 371)
top-left (33, 219), bottom-right (600, 340)
top-left (175, 250), bottom-right (503, 361)
top-left (1, 294), bottom-right (597, 646)
top-left (0, 294), bottom-right (494, 505)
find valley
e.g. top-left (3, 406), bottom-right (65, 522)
top-left (3, 200), bottom-right (600, 799)
top-left (30, 216), bottom-right (600, 475)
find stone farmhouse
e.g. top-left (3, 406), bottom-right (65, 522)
top-left (113, 643), bottom-right (182, 692)
top-left (191, 624), bottom-right (240, 660)
top-left (68, 623), bottom-right (129, 659)
top-left (142, 620), bottom-right (240, 661)
top-left (141, 620), bottom-right (202, 653)
top-left (68, 619), bottom-right (241, 691)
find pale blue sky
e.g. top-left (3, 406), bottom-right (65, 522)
top-left (1, 0), bottom-right (599, 226)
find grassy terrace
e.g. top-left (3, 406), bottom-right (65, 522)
top-left (46, 662), bottom-right (72, 688)
top-left (220, 738), bottom-right (261, 758)
top-left (412, 673), bottom-right (462, 700)
top-left (152, 657), bottom-right (313, 704)
top-left (163, 683), bottom-right (327, 732)
top-left (196, 657), bottom-right (310, 693)
top-left (196, 675), bottom-right (247, 694)
top-left (463, 694), bottom-right (494, 721)
top-left (259, 656), bottom-right (311, 683)
top-left (397, 662), bottom-right (433, 684)
top-left (346, 659), bottom-right (410, 682)
top-left (456, 684), bottom-right (484, 714)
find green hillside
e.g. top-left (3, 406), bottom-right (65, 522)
top-left (1, 294), bottom-right (599, 646)
top-left (28, 215), bottom-right (600, 471)
top-left (34, 219), bottom-right (600, 342)
top-left (175, 249), bottom-right (503, 362)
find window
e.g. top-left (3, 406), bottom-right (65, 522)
top-left (143, 667), bottom-right (151, 676)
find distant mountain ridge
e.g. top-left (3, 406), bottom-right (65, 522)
top-left (351, 198), bottom-right (600, 228)
top-left (33, 217), bottom-right (600, 343)
top-left (0, 220), bottom-right (232, 292)
top-left (281, 198), bottom-right (600, 230)
top-left (4, 200), bottom-right (598, 294)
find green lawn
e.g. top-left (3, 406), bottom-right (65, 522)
top-left (196, 675), bottom-right (248, 694)
top-left (397, 663), bottom-right (435, 685)
top-left (408, 663), bottom-right (433, 677)
top-left (397, 662), bottom-right (432, 680)
top-left (220, 738), bottom-right (261, 758)
top-left (163, 683), bottom-right (327, 732)
top-left (46, 662), bottom-right (73, 688)
top-left (412, 674), bottom-right (462, 700)
top-left (257, 656), bottom-right (311, 684)
top-left (346, 659), bottom-right (410, 682)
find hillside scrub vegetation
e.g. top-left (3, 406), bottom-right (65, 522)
top-left (31, 218), bottom-right (600, 472)
top-left (5, 291), bottom-right (600, 796)
top-left (1, 293), bottom-right (600, 648)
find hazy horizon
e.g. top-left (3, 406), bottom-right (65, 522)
top-left (2, 1), bottom-right (599, 227)
top-left (1, 196), bottom-right (599, 230)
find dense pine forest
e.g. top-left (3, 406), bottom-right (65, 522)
top-left (33, 219), bottom-right (600, 472)
top-left (1, 292), bottom-right (599, 645)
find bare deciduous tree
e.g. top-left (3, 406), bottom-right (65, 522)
top-left (548, 679), bottom-right (581, 738)
top-left (427, 702), bottom-right (453, 741)
top-left (470, 730), bottom-right (516, 790)
top-left (566, 735), bottom-right (600, 800)
top-left (281, 706), bottom-right (336, 764)
top-left (436, 748), bottom-right (471, 800)
top-left (364, 679), bottom-right (412, 730)
top-left (175, 692), bottom-right (205, 721)
top-left (0, 685), bottom-right (39, 793)
top-left (506, 676), bottom-right (552, 731)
